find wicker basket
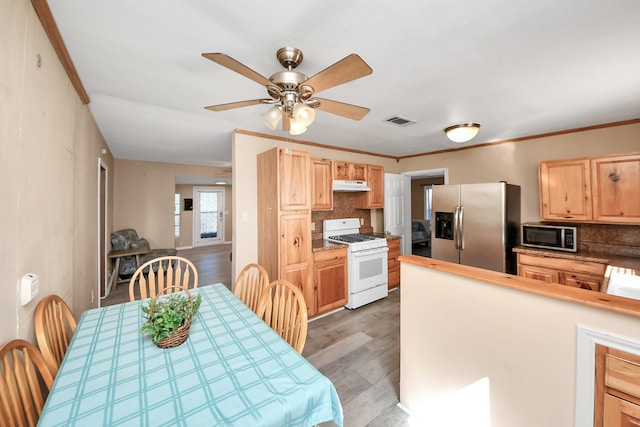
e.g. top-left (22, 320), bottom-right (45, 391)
top-left (147, 286), bottom-right (193, 349)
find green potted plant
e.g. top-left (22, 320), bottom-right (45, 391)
top-left (140, 286), bottom-right (202, 348)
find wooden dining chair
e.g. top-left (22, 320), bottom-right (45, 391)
top-left (0, 339), bottom-right (54, 427)
top-left (256, 279), bottom-right (308, 354)
top-left (234, 263), bottom-right (269, 313)
top-left (129, 255), bottom-right (198, 302)
top-left (34, 295), bottom-right (77, 376)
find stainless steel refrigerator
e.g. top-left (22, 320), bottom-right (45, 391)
top-left (431, 182), bottom-right (521, 274)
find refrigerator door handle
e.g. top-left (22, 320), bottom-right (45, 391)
top-left (454, 206), bottom-right (460, 250)
top-left (458, 205), bottom-right (465, 250)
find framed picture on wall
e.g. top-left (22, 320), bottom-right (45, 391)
top-left (184, 198), bottom-right (193, 211)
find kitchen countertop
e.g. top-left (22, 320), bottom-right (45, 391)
top-left (312, 239), bottom-right (348, 253)
top-left (513, 246), bottom-right (640, 271)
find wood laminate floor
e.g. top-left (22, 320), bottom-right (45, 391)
top-left (102, 244), bottom-right (233, 306)
top-left (102, 245), bottom-right (409, 426)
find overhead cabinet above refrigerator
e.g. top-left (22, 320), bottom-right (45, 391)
top-left (431, 183), bottom-right (521, 274)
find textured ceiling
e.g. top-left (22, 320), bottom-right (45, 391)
top-left (48, 0), bottom-right (640, 167)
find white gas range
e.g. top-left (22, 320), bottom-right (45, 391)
top-left (323, 218), bottom-right (389, 309)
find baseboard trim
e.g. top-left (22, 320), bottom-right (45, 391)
top-left (308, 307), bottom-right (345, 323)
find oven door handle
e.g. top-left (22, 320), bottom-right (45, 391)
top-left (351, 247), bottom-right (389, 257)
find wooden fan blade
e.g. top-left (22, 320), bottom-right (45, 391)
top-left (282, 112), bottom-right (291, 132)
top-left (313, 98), bottom-right (370, 120)
top-left (202, 53), bottom-right (274, 88)
top-left (302, 54), bottom-right (372, 94)
top-left (204, 99), bottom-right (269, 111)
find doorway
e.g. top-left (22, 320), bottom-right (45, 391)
top-left (384, 168), bottom-right (447, 257)
top-left (97, 159), bottom-right (109, 304)
top-left (193, 186), bottom-right (224, 247)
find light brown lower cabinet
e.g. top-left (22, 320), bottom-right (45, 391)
top-left (313, 247), bottom-right (348, 314)
top-left (516, 253), bottom-right (605, 291)
top-left (596, 345), bottom-right (640, 426)
top-left (387, 238), bottom-right (401, 289)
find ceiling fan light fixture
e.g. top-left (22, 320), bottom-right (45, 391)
top-left (260, 106), bottom-right (282, 130)
top-left (289, 115), bottom-right (308, 135)
top-left (293, 102), bottom-right (316, 127)
top-left (444, 123), bottom-right (481, 143)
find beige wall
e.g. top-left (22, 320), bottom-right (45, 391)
top-left (232, 131), bottom-right (399, 279)
top-left (398, 123), bottom-right (640, 222)
top-left (1, 0), bottom-right (113, 343)
top-left (113, 159), bottom-right (231, 248)
top-left (399, 257), bottom-right (640, 426)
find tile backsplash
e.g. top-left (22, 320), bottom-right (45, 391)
top-left (575, 223), bottom-right (640, 257)
top-left (311, 192), bottom-right (373, 239)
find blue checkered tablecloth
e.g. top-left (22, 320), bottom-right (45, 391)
top-left (38, 284), bottom-right (343, 427)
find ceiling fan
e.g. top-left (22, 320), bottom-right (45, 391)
top-left (202, 47), bottom-right (373, 135)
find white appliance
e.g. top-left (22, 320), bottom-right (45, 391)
top-left (332, 180), bottom-right (371, 192)
top-left (323, 218), bottom-right (389, 309)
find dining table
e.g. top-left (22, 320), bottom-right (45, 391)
top-left (38, 283), bottom-right (343, 427)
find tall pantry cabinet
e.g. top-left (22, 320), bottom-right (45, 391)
top-left (257, 147), bottom-right (315, 316)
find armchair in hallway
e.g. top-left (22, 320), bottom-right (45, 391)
top-left (108, 229), bottom-right (176, 288)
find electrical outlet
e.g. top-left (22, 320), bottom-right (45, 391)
top-left (360, 218), bottom-right (364, 225)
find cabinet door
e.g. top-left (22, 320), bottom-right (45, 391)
top-left (311, 158), bottom-right (333, 211)
top-left (355, 165), bottom-right (384, 209)
top-left (350, 163), bottom-right (367, 181)
top-left (279, 148), bottom-right (311, 211)
top-left (603, 394), bottom-right (640, 426)
top-left (539, 159), bottom-right (592, 221)
top-left (559, 272), bottom-right (602, 291)
top-left (280, 213), bottom-right (313, 315)
top-left (333, 161), bottom-right (350, 180)
top-left (518, 264), bottom-right (558, 283)
top-left (387, 239), bottom-right (401, 289)
top-left (315, 250), bottom-right (348, 313)
top-left (592, 154), bottom-right (640, 224)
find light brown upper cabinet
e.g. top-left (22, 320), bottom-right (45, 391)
top-left (591, 154), bottom-right (640, 224)
top-left (277, 148), bottom-right (312, 211)
top-left (539, 153), bottom-right (640, 224)
top-left (311, 158), bottom-right (333, 211)
top-left (355, 164), bottom-right (384, 209)
top-left (539, 158), bottom-right (592, 221)
top-left (333, 161), bottom-right (366, 181)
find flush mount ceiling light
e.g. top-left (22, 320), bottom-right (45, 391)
top-left (444, 123), bottom-right (481, 143)
top-left (203, 47), bottom-right (372, 136)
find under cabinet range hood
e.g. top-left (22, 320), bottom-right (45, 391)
top-left (332, 180), bottom-right (371, 192)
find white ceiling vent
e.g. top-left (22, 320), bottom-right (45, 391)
top-left (385, 116), bottom-right (416, 127)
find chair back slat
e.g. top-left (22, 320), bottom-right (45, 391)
top-left (256, 279), bottom-right (308, 354)
top-left (0, 340), bottom-right (54, 427)
top-left (129, 256), bottom-right (198, 302)
top-left (234, 263), bottom-right (269, 314)
top-left (34, 295), bottom-right (77, 376)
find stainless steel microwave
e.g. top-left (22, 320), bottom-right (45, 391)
top-left (521, 223), bottom-right (577, 252)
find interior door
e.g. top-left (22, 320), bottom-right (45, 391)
top-left (384, 173), bottom-right (411, 254)
top-left (194, 186), bottom-right (224, 247)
